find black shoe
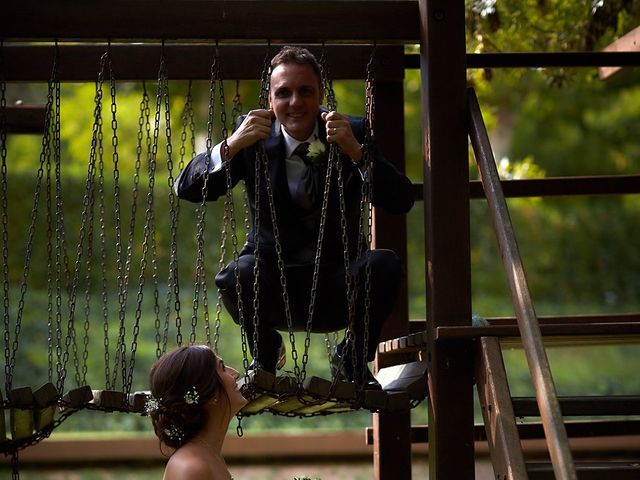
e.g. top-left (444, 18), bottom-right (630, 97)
top-left (330, 350), bottom-right (382, 390)
top-left (248, 338), bottom-right (286, 375)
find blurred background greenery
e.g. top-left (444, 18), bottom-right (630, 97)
top-left (2, 0), bottom-right (640, 441)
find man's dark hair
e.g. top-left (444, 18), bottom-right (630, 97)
top-left (271, 46), bottom-right (323, 85)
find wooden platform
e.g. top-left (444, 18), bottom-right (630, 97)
top-left (377, 313), bottom-right (640, 357)
top-left (239, 361), bottom-right (428, 417)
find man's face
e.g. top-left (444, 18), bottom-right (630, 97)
top-left (269, 62), bottom-right (323, 141)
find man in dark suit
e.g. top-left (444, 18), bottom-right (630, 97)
top-left (176, 46), bottom-right (414, 388)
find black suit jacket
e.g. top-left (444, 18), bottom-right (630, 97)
top-left (176, 110), bottom-right (414, 264)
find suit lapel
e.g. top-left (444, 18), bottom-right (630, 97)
top-left (263, 124), bottom-right (288, 203)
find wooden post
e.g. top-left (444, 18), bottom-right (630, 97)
top-left (371, 47), bottom-right (412, 480)
top-left (419, 0), bottom-right (475, 478)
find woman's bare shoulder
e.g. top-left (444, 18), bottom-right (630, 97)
top-left (163, 447), bottom-right (212, 480)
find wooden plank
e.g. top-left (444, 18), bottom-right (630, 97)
top-left (239, 374), bottom-right (296, 415)
top-left (128, 391), bottom-right (151, 414)
top-left (405, 51), bottom-right (640, 70)
top-left (600, 26), bottom-right (640, 79)
top-left (513, 395), bottom-right (640, 417)
top-left (404, 419), bottom-right (640, 444)
top-left (528, 461), bottom-right (640, 480)
top-left (8, 387), bottom-right (34, 441)
top-left (240, 392), bottom-right (281, 415)
top-left (2, 44), bottom-right (405, 82)
top-left (410, 175), bottom-right (640, 202)
top-left (91, 390), bottom-right (127, 411)
top-left (419, 0), bottom-right (475, 477)
top-left (302, 376), bottom-right (356, 401)
top-left (2, 1), bottom-right (419, 42)
top-left (61, 385), bottom-right (93, 409)
top-left (2, 105), bottom-right (47, 134)
top-left (476, 337), bottom-right (529, 480)
top-left (362, 389), bottom-right (388, 411)
top-left (469, 175), bottom-right (640, 198)
top-left (33, 382), bottom-right (58, 431)
top-left (436, 322), bottom-right (640, 344)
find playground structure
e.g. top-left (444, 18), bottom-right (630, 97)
top-left (2, 1), bottom-right (640, 479)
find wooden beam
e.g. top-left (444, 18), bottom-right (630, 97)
top-left (2, 1), bottom-right (419, 42)
top-left (419, 0), bottom-right (475, 478)
top-left (476, 337), bottom-right (528, 480)
top-left (599, 26), bottom-right (640, 79)
top-left (2, 104), bottom-right (47, 134)
top-left (1, 44), bottom-right (404, 82)
top-left (370, 55), bottom-right (412, 479)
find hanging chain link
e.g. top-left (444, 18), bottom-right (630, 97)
top-left (209, 50), bottom-right (231, 350)
top-left (191, 46), bottom-right (219, 346)
top-left (125, 56), bottom-right (165, 395)
top-left (217, 79), bottom-right (246, 356)
top-left (351, 44), bottom-right (378, 384)
top-left (0, 40), bottom-right (11, 393)
top-left (163, 78), bottom-right (190, 356)
top-left (6, 44), bottom-right (57, 393)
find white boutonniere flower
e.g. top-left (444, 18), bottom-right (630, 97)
top-left (307, 138), bottom-right (327, 167)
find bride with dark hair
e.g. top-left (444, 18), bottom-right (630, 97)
top-left (147, 345), bottom-right (247, 479)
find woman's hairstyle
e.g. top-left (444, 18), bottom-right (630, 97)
top-left (148, 345), bottom-right (225, 450)
top-left (271, 45), bottom-right (323, 87)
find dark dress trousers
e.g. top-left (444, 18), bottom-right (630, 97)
top-left (176, 111), bottom-right (414, 372)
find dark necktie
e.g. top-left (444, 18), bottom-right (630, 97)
top-left (292, 142), bottom-right (322, 210)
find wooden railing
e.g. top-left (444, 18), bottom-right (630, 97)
top-left (467, 87), bottom-right (578, 480)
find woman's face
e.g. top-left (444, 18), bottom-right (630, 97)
top-left (216, 357), bottom-right (247, 414)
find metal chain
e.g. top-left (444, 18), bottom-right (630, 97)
top-left (213, 78), bottom-right (243, 354)
top-left (163, 78), bottom-right (188, 356)
top-left (97, 76), bottom-right (110, 388)
top-left (125, 66), bottom-right (164, 395)
top-left (209, 54), bottom-right (231, 349)
top-left (116, 78), bottom-right (147, 385)
top-left (0, 40), bottom-right (11, 394)
top-left (61, 48), bottom-right (105, 392)
top-left (51, 63), bottom-right (80, 387)
top-left (319, 45), bottom-right (359, 383)
top-left (44, 94), bottom-right (55, 385)
top-left (6, 45), bottom-right (56, 392)
top-left (243, 47), bottom-right (273, 375)
top-left (79, 76), bottom-right (100, 386)
top-left (191, 48), bottom-right (218, 346)
top-left (358, 45), bottom-right (378, 382)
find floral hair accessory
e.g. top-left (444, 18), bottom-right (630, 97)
top-left (144, 395), bottom-right (160, 415)
top-left (184, 387), bottom-right (200, 405)
top-left (164, 424), bottom-right (184, 442)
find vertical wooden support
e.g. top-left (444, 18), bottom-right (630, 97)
top-left (419, 0), bottom-right (475, 478)
top-left (0, 390), bottom-right (6, 442)
top-left (371, 46), bottom-right (412, 480)
top-left (476, 337), bottom-right (528, 480)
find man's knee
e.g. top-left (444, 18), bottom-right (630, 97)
top-left (215, 256), bottom-right (256, 291)
top-left (368, 249), bottom-right (402, 283)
